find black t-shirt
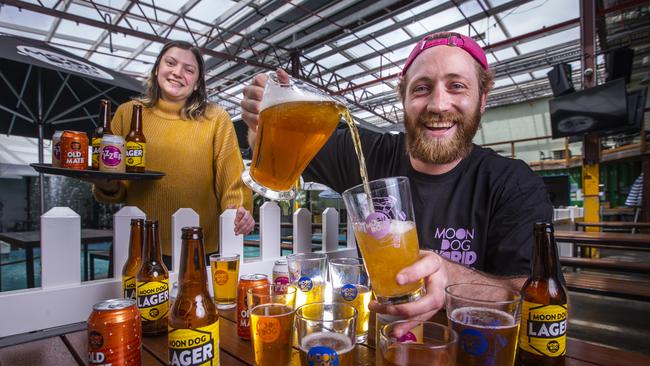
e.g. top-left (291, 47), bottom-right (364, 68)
top-left (304, 128), bottom-right (553, 276)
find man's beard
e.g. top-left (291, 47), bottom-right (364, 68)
top-left (404, 104), bottom-right (481, 165)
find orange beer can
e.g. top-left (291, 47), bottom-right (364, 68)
top-left (87, 299), bottom-right (142, 365)
top-left (60, 130), bottom-right (89, 170)
top-left (237, 274), bottom-right (269, 340)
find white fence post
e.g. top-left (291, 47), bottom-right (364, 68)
top-left (41, 207), bottom-right (81, 288)
top-left (293, 208), bottom-right (312, 254)
top-left (219, 209), bottom-right (244, 258)
top-left (346, 214), bottom-right (356, 249)
top-left (113, 206), bottom-right (146, 280)
top-left (171, 208), bottom-right (200, 276)
top-left (260, 202), bottom-right (281, 260)
top-left (322, 208), bottom-right (339, 253)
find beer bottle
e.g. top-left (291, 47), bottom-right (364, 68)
top-left (92, 99), bottom-right (113, 170)
top-left (122, 218), bottom-right (144, 300)
top-left (169, 227), bottom-right (219, 365)
top-left (125, 104), bottom-right (146, 173)
top-left (136, 220), bottom-right (169, 336)
top-left (518, 222), bottom-right (568, 366)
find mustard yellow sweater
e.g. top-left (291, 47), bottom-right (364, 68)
top-left (93, 99), bottom-right (252, 256)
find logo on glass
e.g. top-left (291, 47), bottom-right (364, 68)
top-left (340, 284), bottom-right (358, 301)
top-left (298, 276), bottom-right (313, 292)
top-left (307, 346), bottom-right (339, 366)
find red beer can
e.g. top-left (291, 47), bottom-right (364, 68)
top-left (237, 274), bottom-right (269, 340)
top-left (60, 130), bottom-right (89, 170)
top-left (87, 298), bottom-right (141, 365)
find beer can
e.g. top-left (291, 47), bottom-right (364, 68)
top-left (87, 298), bottom-right (141, 365)
top-left (99, 134), bottom-right (126, 173)
top-left (51, 130), bottom-right (63, 168)
top-left (237, 273), bottom-right (269, 340)
top-left (272, 258), bottom-right (289, 286)
top-left (60, 130), bottom-right (89, 170)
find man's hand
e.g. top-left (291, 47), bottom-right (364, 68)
top-left (240, 69), bottom-right (291, 132)
top-left (369, 251), bottom-right (448, 321)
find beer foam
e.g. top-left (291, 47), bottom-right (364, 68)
top-left (260, 78), bottom-right (333, 111)
top-left (300, 332), bottom-right (355, 354)
top-left (390, 220), bottom-right (416, 234)
top-left (449, 306), bottom-right (516, 329)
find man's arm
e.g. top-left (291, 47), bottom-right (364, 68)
top-left (369, 250), bottom-right (526, 322)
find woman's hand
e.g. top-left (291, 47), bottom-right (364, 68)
top-left (229, 205), bottom-right (255, 235)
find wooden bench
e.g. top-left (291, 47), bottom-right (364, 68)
top-left (564, 272), bottom-right (650, 301)
top-left (560, 256), bottom-right (650, 274)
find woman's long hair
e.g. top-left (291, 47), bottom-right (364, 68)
top-left (135, 40), bottom-right (209, 120)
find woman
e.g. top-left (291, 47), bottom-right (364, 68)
top-left (93, 40), bottom-right (253, 263)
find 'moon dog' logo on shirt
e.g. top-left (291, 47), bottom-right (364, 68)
top-left (434, 227), bottom-right (477, 265)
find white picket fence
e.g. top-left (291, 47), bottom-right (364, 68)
top-left (0, 202), bottom-right (357, 338)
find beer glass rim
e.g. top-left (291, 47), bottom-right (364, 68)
top-left (328, 257), bottom-right (363, 267)
top-left (247, 283), bottom-right (298, 296)
top-left (209, 253), bottom-right (240, 261)
top-left (342, 176), bottom-right (409, 198)
top-left (250, 302), bottom-right (294, 317)
top-left (295, 302), bottom-right (358, 322)
top-left (444, 283), bottom-right (522, 304)
top-left (380, 320), bottom-right (458, 346)
top-left (286, 252), bottom-right (327, 262)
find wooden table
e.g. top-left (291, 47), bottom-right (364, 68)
top-left (0, 229), bottom-right (113, 287)
top-left (2, 308), bottom-right (649, 365)
top-left (575, 221), bottom-right (650, 232)
top-left (555, 230), bottom-right (650, 252)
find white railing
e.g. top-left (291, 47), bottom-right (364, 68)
top-left (0, 203), bottom-right (357, 338)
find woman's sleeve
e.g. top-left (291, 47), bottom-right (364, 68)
top-left (91, 102), bottom-right (129, 203)
top-left (213, 108), bottom-right (253, 212)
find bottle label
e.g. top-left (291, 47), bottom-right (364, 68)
top-left (91, 138), bottom-right (101, 168)
top-left (126, 141), bottom-right (146, 168)
top-left (122, 275), bottom-right (136, 299)
top-left (519, 301), bottom-right (567, 357)
top-left (168, 320), bottom-right (219, 366)
top-left (136, 279), bottom-right (169, 322)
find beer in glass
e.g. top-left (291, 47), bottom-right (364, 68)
top-left (242, 72), bottom-right (344, 200)
top-left (342, 176), bottom-right (424, 304)
top-left (286, 253), bottom-right (327, 308)
top-left (380, 320), bottom-right (457, 366)
top-left (210, 253), bottom-right (240, 309)
top-left (329, 257), bottom-right (371, 342)
top-left (445, 283), bottom-right (521, 366)
top-left (248, 284), bottom-right (297, 366)
top-left (295, 302), bottom-right (358, 366)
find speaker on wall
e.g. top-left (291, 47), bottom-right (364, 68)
top-left (606, 47), bottom-right (634, 84)
top-left (547, 63), bottom-right (575, 97)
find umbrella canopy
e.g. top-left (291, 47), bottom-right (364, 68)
top-left (0, 34), bottom-right (143, 214)
top-left (0, 33), bottom-right (142, 139)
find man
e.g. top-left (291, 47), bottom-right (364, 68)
top-left (241, 32), bottom-right (552, 320)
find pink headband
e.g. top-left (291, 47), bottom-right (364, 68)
top-left (401, 33), bottom-right (489, 77)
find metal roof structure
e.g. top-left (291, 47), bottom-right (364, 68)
top-left (0, 0), bottom-right (649, 133)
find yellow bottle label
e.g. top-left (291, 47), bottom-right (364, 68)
top-left (122, 275), bottom-right (136, 299)
top-left (168, 320), bottom-right (219, 366)
top-left (136, 279), bottom-right (169, 322)
top-left (125, 141), bottom-right (146, 168)
top-left (91, 137), bottom-right (101, 167)
top-left (519, 301), bottom-right (568, 357)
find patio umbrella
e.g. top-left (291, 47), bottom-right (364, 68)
top-left (0, 34), bottom-right (142, 213)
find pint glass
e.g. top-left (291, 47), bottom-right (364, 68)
top-left (445, 283), bottom-right (522, 366)
top-left (295, 302), bottom-right (358, 366)
top-left (286, 253), bottom-right (327, 308)
top-left (329, 257), bottom-right (371, 342)
top-left (242, 72), bottom-right (345, 200)
top-left (380, 320), bottom-right (457, 366)
top-left (342, 177), bottom-right (424, 304)
top-left (209, 253), bottom-right (240, 309)
top-left (248, 284), bottom-right (297, 366)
